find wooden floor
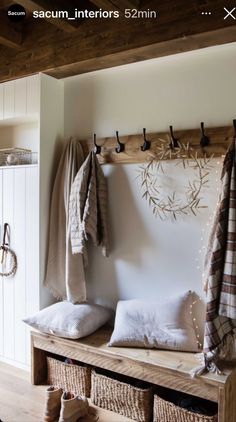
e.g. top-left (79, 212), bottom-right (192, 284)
top-left (0, 362), bottom-right (133, 422)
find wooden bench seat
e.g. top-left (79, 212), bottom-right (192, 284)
top-left (31, 327), bottom-right (236, 422)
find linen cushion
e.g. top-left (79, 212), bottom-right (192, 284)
top-left (23, 301), bottom-right (112, 339)
top-left (109, 291), bottom-right (201, 352)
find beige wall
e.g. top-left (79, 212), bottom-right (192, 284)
top-left (64, 42), bottom-right (236, 308)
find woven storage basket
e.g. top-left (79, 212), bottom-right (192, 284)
top-left (91, 369), bottom-right (152, 422)
top-left (153, 395), bottom-right (218, 422)
top-left (47, 356), bottom-right (91, 397)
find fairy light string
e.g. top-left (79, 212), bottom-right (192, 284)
top-left (189, 299), bottom-right (203, 349)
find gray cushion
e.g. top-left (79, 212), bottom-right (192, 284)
top-left (23, 301), bottom-right (112, 339)
top-left (109, 291), bottom-right (201, 352)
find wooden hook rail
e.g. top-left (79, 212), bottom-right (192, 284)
top-left (80, 125), bottom-right (234, 165)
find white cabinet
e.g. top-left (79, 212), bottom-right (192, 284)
top-left (15, 77), bottom-right (27, 117)
top-left (26, 74), bottom-right (39, 115)
top-left (0, 166), bottom-right (39, 366)
top-left (0, 74), bottom-right (64, 369)
top-left (3, 81), bottom-right (14, 120)
top-left (0, 75), bottom-right (39, 122)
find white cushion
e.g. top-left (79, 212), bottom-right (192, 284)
top-left (109, 292), bottom-right (201, 352)
top-left (23, 301), bottom-right (112, 339)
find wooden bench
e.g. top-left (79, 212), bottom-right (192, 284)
top-left (31, 327), bottom-right (236, 422)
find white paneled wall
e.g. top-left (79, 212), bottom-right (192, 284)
top-left (3, 82), bottom-right (14, 120)
top-left (2, 169), bottom-right (14, 360)
top-left (14, 78), bottom-right (27, 117)
top-left (0, 166), bottom-right (39, 368)
top-left (27, 75), bottom-right (40, 115)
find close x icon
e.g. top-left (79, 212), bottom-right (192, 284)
top-left (224, 7), bottom-right (236, 19)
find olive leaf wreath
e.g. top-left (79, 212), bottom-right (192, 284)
top-left (137, 138), bottom-right (213, 220)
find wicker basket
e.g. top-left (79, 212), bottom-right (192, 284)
top-left (91, 369), bottom-right (153, 422)
top-left (0, 148), bottom-right (38, 166)
top-left (153, 394), bottom-right (218, 422)
top-left (47, 356), bottom-right (91, 397)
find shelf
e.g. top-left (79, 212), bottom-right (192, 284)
top-left (31, 328), bottom-right (236, 422)
top-left (31, 328), bottom-right (233, 402)
top-left (0, 164), bottom-right (38, 170)
top-left (0, 115), bottom-right (38, 127)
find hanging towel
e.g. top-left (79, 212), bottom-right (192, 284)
top-left (44, 138), bottom-right (87, 304)
top-left (193, 139), bottom-right (236, 376)
top-left (69, 151), bottom-right (109, 264)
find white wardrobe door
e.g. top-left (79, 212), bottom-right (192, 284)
top-left (2, 169), bottom-right (15, 360)
top-left (0, 166), bottom-right (39, 365)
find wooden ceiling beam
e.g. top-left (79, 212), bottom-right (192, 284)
top-left (89, 0), bottom-right (140, 11)
top-left (88, 0), bottom-right (120, 12)
top-left (17, 0), bottom-right (78, 32)
top-left (111, 0), bottom-right (140, 10)
top-left (0, 0), bottom-right (14, 8)
top-left (46, 26), bottom-right (236, 79)
top-left (0, 12), bottom-right (22, 49)
top-left (0, 0), bottom-right (236, 81)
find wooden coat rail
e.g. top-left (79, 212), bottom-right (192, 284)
top-left (80, 125), bottom-right (234, 165)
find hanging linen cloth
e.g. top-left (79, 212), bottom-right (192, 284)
top-left (69, 151), bottom-right (109, 265)
top-left (44, 138), bottom-right (86, 304)
top-left (195, 139), bottom-right (236, 375)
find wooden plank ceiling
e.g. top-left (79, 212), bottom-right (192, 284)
top-left (0, 0), bottom-right (236, 82)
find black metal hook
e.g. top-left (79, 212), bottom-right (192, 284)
top-left (115, 131), bottom-right (125, 153)
top-left (141, 128), bottom-right (151, 151)
top-left (233, 119), bottom-right (236, 136)
top-left (169, 125), bottom-right (179, 149)
top-left (93, 133), bottom-right (101, 155)
top-left (200, 122), bottom-right (210, 147)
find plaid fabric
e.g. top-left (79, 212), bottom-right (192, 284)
top-left (203, 139), bottom-right (236, 361)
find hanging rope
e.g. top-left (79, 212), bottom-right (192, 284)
top-left (0, 223), bottom-right (17, 277)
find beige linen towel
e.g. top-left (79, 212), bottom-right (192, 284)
top-left (44, 138), bottom-right (86, 304)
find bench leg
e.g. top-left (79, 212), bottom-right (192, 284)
top-left (31, 335), bottom-right (47, 385)
top-left (218, 377), bottom-right (236, 422)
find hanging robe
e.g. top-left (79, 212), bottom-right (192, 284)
top-left (44, 138), bottom-right (86, 304)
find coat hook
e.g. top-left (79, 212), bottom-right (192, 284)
top-left (141, 128), bottom-right (151, 151)
top-left (93, 133), bottom-right (101, 155)
top-left (169, 125), bottom-right (179, 149)
top-left (115, 131), bottom-right (125, 153)
top-left (233, 119), bottom-right (236, 136)
top-left (200, 122), bottom-right (210, 147)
